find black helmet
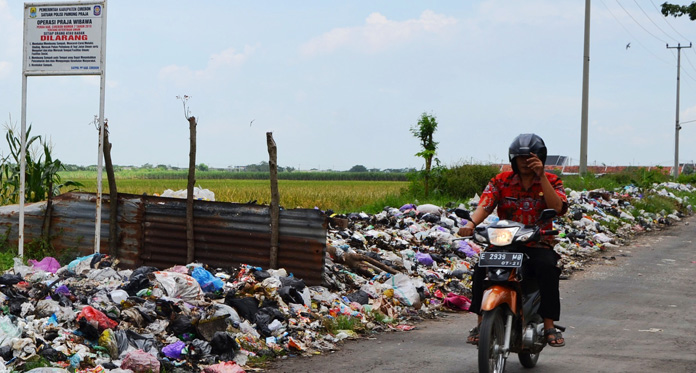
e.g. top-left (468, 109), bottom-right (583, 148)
top-left (509, 133), bottom-right (547, 173)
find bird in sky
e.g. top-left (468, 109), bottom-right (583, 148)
top-left (626, 42), bottom-right (631, 50)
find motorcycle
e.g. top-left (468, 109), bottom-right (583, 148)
top-left (456, 208), bottom-right (565, 373)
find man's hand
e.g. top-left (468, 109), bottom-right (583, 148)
top-left (527, 152), bottom-right (545, 177)
top-left (458, 220), bottom-right (475, 236)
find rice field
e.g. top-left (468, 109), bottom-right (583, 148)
top-left (60, 178), bottom-right (409, 213)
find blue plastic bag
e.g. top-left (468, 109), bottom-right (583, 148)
top-left (191, 267), bottom-right (224, 292)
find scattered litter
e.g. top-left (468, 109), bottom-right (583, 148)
top-left (0, 182), bottom-right (691, 371)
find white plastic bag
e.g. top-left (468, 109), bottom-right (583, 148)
top-left (390, 273), bottom-right (421, 308)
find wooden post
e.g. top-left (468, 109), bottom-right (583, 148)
top-left (186, 116), bottom-right (197, 264)
top-left (267, 132), bottom-right (279, 269)
top-left (103, 122), bottom-right (119, 257)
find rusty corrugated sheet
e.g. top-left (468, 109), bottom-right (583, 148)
top-left (140, 195), bottom-right (327, 285)
top-left (0, 192), bottom-right (327, 285)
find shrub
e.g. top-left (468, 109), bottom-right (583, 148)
top-left (437, 164), bottom-right (499, 199)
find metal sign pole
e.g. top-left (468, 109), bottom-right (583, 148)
top-left (94, 1), bottom-right (107, 253)
top-left (19, 74), bottom-right (28, 258)
top-left (21, 1), bottom-right (107, 255)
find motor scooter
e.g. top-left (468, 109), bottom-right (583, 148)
top-left (456, 208), bottom-right (565, 373)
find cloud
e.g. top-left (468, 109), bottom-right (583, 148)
top-left (158, 45), bottom-right (257, 84)
top-left (681, 104), bottom-right (696, 123)
top-left (0, 61), bottom-right (10, 79)
top-left (301, 10), bottom-right (458, 56)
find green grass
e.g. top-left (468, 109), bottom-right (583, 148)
top-left (322, 315), bottom-right (363, 334)
top-left (60, 178), bottom-right (408, 214)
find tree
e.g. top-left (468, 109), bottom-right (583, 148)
top-left (197, 163), bottom-right (209, 171)
top-left (348, 165), bottom-right (368, 172)
top-left (410, 112), bottom-right (439, 197)
top-left (661, 2), bottom-right (696, 20)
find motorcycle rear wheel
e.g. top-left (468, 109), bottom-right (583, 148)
top-left (518, 352), bottom-right (540, 368)
top-left (478, 307), bottom-right (507, 373)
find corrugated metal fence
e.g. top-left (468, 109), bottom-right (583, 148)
top-left (0, 192), bottom-right (327, 285)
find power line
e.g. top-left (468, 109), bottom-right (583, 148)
top-left (600, 0), bottom-right (672, 65)
top-left (616, 0), bottom-right (668, 44)
top-left (681, 51), bottom-right (696, 83)
top-left (634, 0), bottom-right (678, 43)
top-left (650, 0), bottom-right (691, 42)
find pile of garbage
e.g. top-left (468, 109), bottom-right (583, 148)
top-left (0, 182), bottom-right (692, 372)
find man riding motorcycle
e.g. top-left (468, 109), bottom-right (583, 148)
top-left (458, 133), bottom-right (568, 347)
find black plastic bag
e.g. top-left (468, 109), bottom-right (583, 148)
top-left (121, 274), bottom-right (151, 296)
top-left (279, 276), bottom-right (306, 291)
top-left (130, 266), bottom-right (159, 280)
top-left (39, 346), bottom-right (67, 362)
top-left (252, 270), bottom-right (271, 282)
top-left (189, 338), bottom-right (212, 361)
top-left (0, 274), bottom-right (23, 285)
top-left (210, 331), bottom-right (239, 361)
top-left (225, 297), bottom-right (259, 322)
top-left (0, 346), bottom-right (12, 361)
top-left (345, 290), bottom-right (370, 305)
top-left (8, 296), bottom-right (28, 316)
top-left (278, 286), bottom-right (304, 305)
top-left (167, 314), bottom-right (197, 337)
top-left (255, 306), bottom-right (284, 338)
top-left (78, 317), bottom-right (100, 340)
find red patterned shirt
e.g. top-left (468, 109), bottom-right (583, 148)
top-left (479, 171), bottom-right (568, 231)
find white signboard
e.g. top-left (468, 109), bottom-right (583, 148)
top-left (23, 2), bottom-right (104, 75)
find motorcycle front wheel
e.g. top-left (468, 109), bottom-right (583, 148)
top-left (478, 307), bottom-right (507, 373)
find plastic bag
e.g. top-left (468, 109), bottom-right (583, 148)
top-left (389, 273), bottom-right (421, 308)
top-left (67, 254), bottom-right (96, 275)
top-left (121, 349), bottom-right (160, 373)
top-left (152, 271), bottom-right (203, 301)
top-left (28, 257), bottom-right (60, 273)
top-left (110, 289), bottom-right (129, 304)
top-left (454, 240), bottom-right (477, 257)
top-left (202, 361), bottom-right (246, 373)
top-left (162, 340), bottom-right (186, 359)
top-left (161, 186), bottom-right (215, 201)
top-left (0, 315), bottom-right (21, 347)
top-left (443, 293), bottom-right (471, 311)
top-left (98, 329), bottom-right (119, 359)
top-left (416, 204), bottom-right (443, 215)
top-left (191, 267), bottom-right (224, 292)
top-left (415, 252), bottom-right (434, 266)
top-left (77, 305), bottom-right (118, 331)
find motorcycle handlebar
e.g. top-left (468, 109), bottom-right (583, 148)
top-left (541, 229), bottom-right (559, 236)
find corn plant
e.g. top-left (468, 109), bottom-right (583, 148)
top-left (1, 124), bottom-right (82, 205)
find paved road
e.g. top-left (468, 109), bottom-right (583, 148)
top-left (267, 216), bottom-right (696, 372)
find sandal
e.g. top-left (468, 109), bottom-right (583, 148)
top-left (544, 328), bottom-right (565, 347)
top-left (467, 325), bottom-right (480, 345)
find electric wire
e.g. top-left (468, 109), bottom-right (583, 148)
top-left (647, 0), bottom-right (696, 79)
top-left (603, 1), bottom-right (696, 109)
top-left (616, 0), bottom-right (669, 44)
top-left (600, 0), bottom-right (672, 65)
top-left (634, 0), bottom-right (679, 43)
top-left (650, 0), bottom-right (691, 42)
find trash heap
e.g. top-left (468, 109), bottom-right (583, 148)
top-left (0, 182), bottom-right (692, 372)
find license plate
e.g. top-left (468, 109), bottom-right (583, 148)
top-left (478, 252), bottom-right (524, 268)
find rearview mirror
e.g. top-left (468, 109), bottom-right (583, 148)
top-left (538, 209), bottom-right (557, 222)
top-left (454, 208), bottom-right (471, 220)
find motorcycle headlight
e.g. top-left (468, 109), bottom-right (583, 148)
top-left (488, 227), bottom-right (519, 246)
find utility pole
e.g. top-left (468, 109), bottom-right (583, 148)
top-left (580, 0), bottom-right (591, 175)
top-left (667, 42), bottom-right (691, 179)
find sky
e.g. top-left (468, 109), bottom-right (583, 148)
top-left (0, 0), bottom-right (695, 171)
